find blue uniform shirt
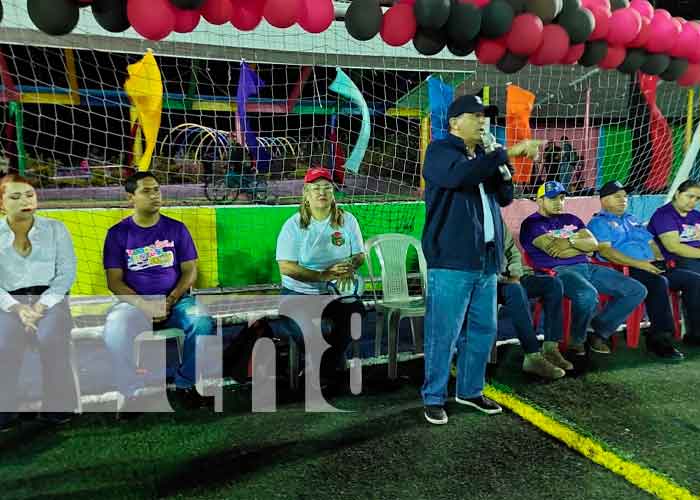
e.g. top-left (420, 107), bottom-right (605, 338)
top-left (587, 210), bottom-right (655, 261)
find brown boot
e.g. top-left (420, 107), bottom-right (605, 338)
top-left (522, 352), bottom-right (566, 380)
top-left (543, 341), bottom-right (574, 371)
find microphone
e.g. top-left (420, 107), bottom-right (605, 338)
top-left (481, 129), bottom-right (513, 182)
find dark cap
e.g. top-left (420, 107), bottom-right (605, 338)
top-left (447, 94), bottom-right (486, 120)
top-left (599, 180), bottom-right (629, 198)
top-left (304, 167), bottom-right (333, 184)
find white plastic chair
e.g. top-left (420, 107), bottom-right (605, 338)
top-left (134, 328), bottom-right (185, 368)
top-left (365, 234), bottom-right (427, 379)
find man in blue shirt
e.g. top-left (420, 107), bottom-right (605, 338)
top-left (588, 180), bottom-right (687, 360)
top-left (421, 94), bottom-right (540, 425)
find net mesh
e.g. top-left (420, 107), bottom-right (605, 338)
top-left (0, 1), bottom-right (698, 295)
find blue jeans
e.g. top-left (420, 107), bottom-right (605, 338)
top-left (422, 269), bottom-right (497, 406)
top-left (0, 301), bottom-right (77, 423)
top-left (103, 295), bottom-right (215, 396)
top-left (498, 275), bottom-right (564, 354)
top-left (553, 263), bottom-right (647, 344)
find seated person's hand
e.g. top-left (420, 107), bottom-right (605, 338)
top-left (31, 302), bottom-right (48, 318)
top-left (638, 261), bottom-right (663, 275)
top-left (139, 299), bottom-right (168, 323)
top-left (10, 303), bottom-right (42, 332)
top-left (546, 238), bottom-right (570, 257)
top-left (504, 274), bottom-right (521, 284)
top-left (322, 261), bottom-right (354, 281)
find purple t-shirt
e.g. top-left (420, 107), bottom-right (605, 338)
top-left (519, 212), bottom-right (588, 269)
top-left (103, 215), bottom-right (198, 297)
top-left (647, 203), bottom-right (700, 260)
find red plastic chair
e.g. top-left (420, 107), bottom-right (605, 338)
top-left (666, 260), bottom-right (684, 340)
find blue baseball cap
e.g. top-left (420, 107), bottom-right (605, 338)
top-left (447, 95), bottom-right (485, 120)
top-left (537, 181), bottom-right (568, 199)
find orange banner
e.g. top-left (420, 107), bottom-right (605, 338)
top-left (506, 85), bottom-right (535, 183)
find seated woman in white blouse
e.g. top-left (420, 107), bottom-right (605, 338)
top-left (0, 174), bottom-right (79, 432)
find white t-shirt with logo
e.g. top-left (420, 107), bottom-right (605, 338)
top-left (276, 211), bottom-right (364, 294)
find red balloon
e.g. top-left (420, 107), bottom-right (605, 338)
top-left (598, 44), bottom-right (626, 69)
top-left (476, 38), bottom-right (506, 65)
top-left (174, 7), bottom-right (200, 33)
top-left (687, 22), bottom-right (700, 64)
top-left (671, 21), bottom-right (697, 59)
top-left (627, 15), bottom-right (651, 48)
top-left (230, 0), bottom-right (264, 31)
top-left (298, 0), bottom-right (333, 33)
top-left (380, 3), bottom-right (416, 47)
top-left (263, 0), bottom-right (299, 28)
top-left (588, 6), bottom-right (611, 40)
top-left (678, 63), bottom-right (700, 86)
top-left (506, 13), bottom-right (544, 57)
top-left (529, 24), bottom-right (569, 66)
top-left (629, 0), bottom-right (653, 21)
top-left (561, 43), bottom-right (586, 64)
top-left (606, 8), bottom-right (641, 46)
top-left (201, 0), bottom-right (233, 25)
top-left (128, 0), bottom-right (176, 41)
top-left (646, 9), bottom-right (680, 54)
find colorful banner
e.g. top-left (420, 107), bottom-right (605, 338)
top-left (237, 61), bottom-right (272, 173)
top-left (505, 85), bottom-right (535, 183)
top-left (427, 75), bottom-right (454, 141)
top-left (329, 68), bottom-right (370, 174)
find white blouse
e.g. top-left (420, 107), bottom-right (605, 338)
top-left (0, 215), bottom-right (77, 312)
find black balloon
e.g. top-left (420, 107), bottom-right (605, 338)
top-left (558, 7), bottom-right (594, 44)
top-left (28, 0), bottom-right (79, 36)
top-left (661, 58), bottom-right (689, 81)
top-left (559, 0), bottom-right (581, 13)
top-left (526, 0), bottom-right (563, 24)
top-left (617, 49), bottom-right (647, 74)
top-left (641, 53), bottom-right (671, 75)
top-left (92, 0), bottom-right (130, 33)
top-left (345, 0), bottom-right (383, 41)
top-left (579, 40), bottom-right (608, 66)
top-left (413, 27), bottom-right (447, 55)
top-left (414, 0), bottom-right (451, 29)
top-left (609, 0), bottom-right (629, 10)
top-left (170, 0), bottom-right (205, 8)
top-left (497, 52), bottom-right (529, 73)
top-left (447, 38), bottom-right (476, 57)
top-left (505, 0), bottom-right (527, 14)
top-left (447, 2), bottom-right (481, 46)
top-left (481, 0), bottom-right (514, 38)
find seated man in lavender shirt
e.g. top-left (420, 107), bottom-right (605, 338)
top-left (519, 181), bottom-right (646, 356)
top-left (103, 172), bottom-right (215, 413)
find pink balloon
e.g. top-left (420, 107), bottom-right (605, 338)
top-left (128, 0), bottom-right (175, 41)
top-left (671, 21), bottom-right (698, 59)
top-left (606, 8), bottom-right (641, 46)
top-left (561, 43), bottom-right (586, 64)
top-left (174, 7), bottom-right (200, 33)
top-left (298, 0), bottom-right (333, 33)
top-left (629, 0), bottom-right (653, 21)
top-left (646, 10), bottom-right (681, 54)
top-left (263, 0), bottom-right (299, 28)
top-left (476, 38), bottom-right (506, 65)
top-left (628, 15), bottom-right (651, 48)
top-left (598, 44), bottom-right (626, 69)
top-left (506, 13), bottom-right (544, 56)
top-left (678, 63), bottom-right (700, 87)
top-left (529, 24), bottom-right (569, 65)
top-left (380, 3), bottom-right (416, 47)
top-left (589, 6), bottom-right (611, 40)
top-left (230, 0), bottom-right (264, 31)
top-left (583, 0), bottom-right (610, 11)
top-left (201, 0), bottom-right (233, 25)
top-left (687, 22), bottom-right (700, 64)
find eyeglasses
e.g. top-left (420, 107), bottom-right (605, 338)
top-left (308, 186), bottom-right (334, 194)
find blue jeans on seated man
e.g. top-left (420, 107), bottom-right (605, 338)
top-left (0, 301), bottom-right (78, 425)
top-left (421, 268), bottom-right (497, 407)
top-left (498, 275), bottom-right (564, 354)
top-left (103, 295), bottom-right (215, 397)
top-left (273, 288), bottom-right (357, 378)
top-left (552, 263), bottom-right (647, 345)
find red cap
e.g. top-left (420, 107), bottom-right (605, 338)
top-left (304, 167), bottom-right (333, 184)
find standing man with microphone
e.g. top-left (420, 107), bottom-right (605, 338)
top-left (421, 94), bottom-right (540, 425)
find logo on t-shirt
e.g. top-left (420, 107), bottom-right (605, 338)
top-left (679, 223), bottom-right (700, 242)
top-left (126, 240), bottom-right (175, 271)
top-left (331, 231), bottom-right (345, 247)
top-left (549, 224), bottom-right (578, 239)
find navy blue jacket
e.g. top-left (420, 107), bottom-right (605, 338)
top-left (421, 134), bottom-right (514, 272)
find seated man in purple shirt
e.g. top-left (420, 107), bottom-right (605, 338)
top-left (647, 179), bottom-right (700, 346)
top-left (519, 181), bottom-right (646, 356)
top-left (103, 172), bottom-right (215, 413)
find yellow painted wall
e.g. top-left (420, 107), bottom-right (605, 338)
top-left (36, 208), bottom-right (218, 296)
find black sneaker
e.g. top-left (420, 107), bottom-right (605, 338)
top-left (167, 387), bottom-right (213, 411)
top-left (647, 337), bottom-right (685, 362)
top-left (589, 335), bottom-right (611, 354)
top-left (455, 395), bottom-right (503, 415)
top-left (424, 405), bottom-right (448, 425)
top-left (38, 413), bottom-right (74, 426)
